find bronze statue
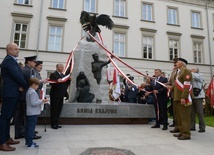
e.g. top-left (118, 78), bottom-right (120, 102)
top-left (73, 71), bottom-right (94, 103)
top-left (79, 11), bottom-right (114, 42)
top-left (91, 53), bottom-right (111, 85)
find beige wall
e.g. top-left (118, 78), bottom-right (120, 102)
top-left (0, 0), bottom-right (213, 84)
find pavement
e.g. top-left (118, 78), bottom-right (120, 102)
top-left (1, 120), bottom-right (214, 155)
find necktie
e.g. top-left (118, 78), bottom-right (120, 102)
top-left (154, 77), bottom-right (159, 86)
top-left (60, 73), bottom-right (64, 78)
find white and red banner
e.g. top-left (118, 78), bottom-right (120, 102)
top-left (206, 76), bottom-right (214, 108)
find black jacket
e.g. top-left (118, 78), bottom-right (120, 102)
top-left (49, 71), bottom-right (69, 98)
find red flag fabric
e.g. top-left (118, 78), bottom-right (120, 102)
top-left (112, 68), bottom-right (117, 86)
top-left (206, 76), bottom-right (214, 108)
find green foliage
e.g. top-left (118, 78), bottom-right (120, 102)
top-left (196, 115), bottom-right (214, 127)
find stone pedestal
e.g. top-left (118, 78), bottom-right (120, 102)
top-left (69, 38), bottom-right (109, 103)
top-left (39, 102), bottom-right (155, 124)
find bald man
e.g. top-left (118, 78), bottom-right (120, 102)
top-left (0, 43), bottom-right (28, 151)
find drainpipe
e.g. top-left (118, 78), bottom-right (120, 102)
top-left (36, 0), bottom-right (44, 58)
top-left (206, 0), bottom-right (213, 78)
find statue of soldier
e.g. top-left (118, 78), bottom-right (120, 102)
top-left (91, 53), bottom-right (111, 85)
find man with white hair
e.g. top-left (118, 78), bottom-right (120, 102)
top-left (190, 67), bottom-right (205, 132)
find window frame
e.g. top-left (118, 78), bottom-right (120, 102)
top-left (168, 39), bottom-right (179, 61)
top-left (166, 32), bottom-right (182, 61)
top-left (142, 36), bottom-right (154, 59)
top-left (140, 28), bottom-right (156, 59)
top-left (113, 32), bottom-right (126, 57)
top-left (191, 10), bottom-right (202, 29)
top-left (193, 42), bottom-right (203, 63)
top-left (15, 0), bottom-right (31, 5)
top-left (47, 25), bottom-right (63, 52)
top-left (114, 0), bottom-right (126, 17)
top-left (46, 16), bottom-right (67, 52)
top-left (51, 0), bottom-right (66, 9)
top-left (190, 35), bottom-right (205, 64)
top-left (83, 0), bottom-right (97, 13)
top-left (141, 2), bottom-right (154, 22)
top-left (11, 12), bottom-right (33, 49)
top-left (13, 23), bottom-right (29, 49)
top-left (167, 6), bottom-right (179, 25)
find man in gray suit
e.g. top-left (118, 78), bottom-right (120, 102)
top-left (191, 67), bottom-right (205, 133)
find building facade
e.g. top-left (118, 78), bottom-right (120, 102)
top-left (0, 0), bottom-right (213, 86)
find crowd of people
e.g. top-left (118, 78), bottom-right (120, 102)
top-left (0, 42), bottom-right (207, 151)
top-left (110, 57), bottom-right (206, 140)
top-left (0, 43), bottom-right (70, 151)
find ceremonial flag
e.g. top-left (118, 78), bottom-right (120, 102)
top-left (40, 84), bottom-right (50, 111)
top-left (112, 68), bottom-right (121, 100)
top-left (206, 76), bottom-right (214, 108)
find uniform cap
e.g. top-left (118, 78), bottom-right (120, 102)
top-left (24, 55), bottom-right (37, 62)
top-left (177, 58), bottom-right (188, 65)
top-left (35, 60), bottom-right (43, 66)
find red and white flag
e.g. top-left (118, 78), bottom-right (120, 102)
top-left (206, 76), bottom-right (214, 108)
top-left (112, 68), bottom-right (121, 100)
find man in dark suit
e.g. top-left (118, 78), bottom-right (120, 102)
top-left (151, 69), bottom-right (168, 130)
top-left (125, 76), bottom-right (138, 103)
top-left (49, 64), bottom-right (70, 129)
top-left (0, 43), bottom-right (28, 151)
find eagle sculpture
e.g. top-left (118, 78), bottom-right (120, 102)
top-left (80, 11), bottom-right (114, 41)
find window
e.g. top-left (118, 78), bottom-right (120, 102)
top-left (13, 23), bottom-right (28, 48)
top-left (52, 0), bottom-right (65, 9)
top-left (16, 0), bottom-right (30, 5)
top-left (169, 40), bottom-right (179, 60)
top-left (84, 0), bottom-right (96, 12)
top-left (193, 42), bottom-right (202, 63)
top-left (114, 0), bottom-right (125, 17)
top-left (191, 11), bottom-right (201, 28)
top-left (142, 3), bottom-right (153, 21)
top-left (48, 26), bottom-right (63, 51)
top-left (114, 33), bottom-right (125, 57)
top-left (143, 37), bottom-right (153, 59)
top-left (167, 7), bottom-right (178, 25)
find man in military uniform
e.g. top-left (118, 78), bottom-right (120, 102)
top-left (34, 61), bottom-right (47, 98)
top-left (166, 58), bottom-right (180, 133)
top-left (14, 56), bottom-right (41, 140)
top-left (173, 58), bottom-right (192, 140)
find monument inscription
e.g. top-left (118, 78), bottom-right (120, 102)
top-left (77, 108), bottom-right (117, 114)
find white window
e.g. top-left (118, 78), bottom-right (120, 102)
top-left (191, 11), bottom-right (201, 28)
top-left (114, 33), bottom-right (125, 57)
top-left (114, 0), bottom-right (125, 17)
top-left (143, 37), bottom-right (153, 59)
top-left (48, 26), bottom-right (63, 51)
top-left (52, 0), bottom-right (65, 9)
top-left (193, 42), bottom-right (202, 63)
top-left (13, 23), bottom-right (28, 48)
top-left (84, 0), bottom-right (96, 12)
top-left (169, 40), bottom-right (179, 60)
top-left (142, 3), bottom-right (153, 21)
top-left (16, 0), bottom-right (30, 5)
top-left (168, 8), bottom-right (178, 25)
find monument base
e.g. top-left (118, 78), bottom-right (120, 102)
top-left (38, 102), bottom-right (155, 125)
